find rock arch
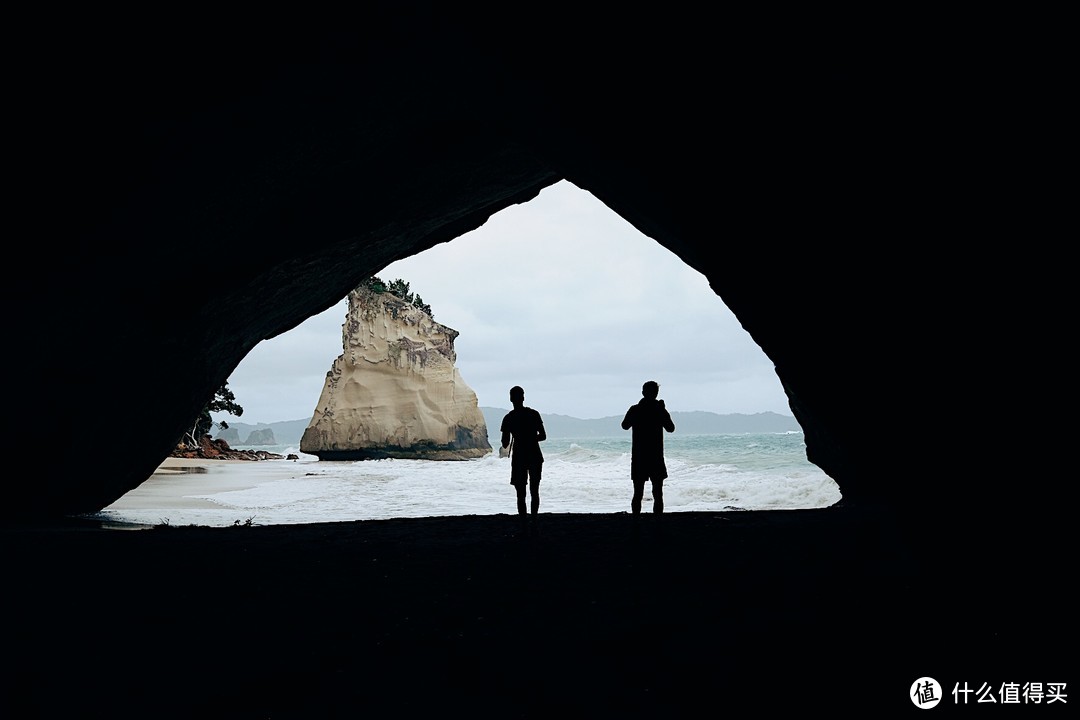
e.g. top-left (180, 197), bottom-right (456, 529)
top-left (8, 12), bottom-right (1066, 715)
top-left (12, 11), bottom-right (1021, 556)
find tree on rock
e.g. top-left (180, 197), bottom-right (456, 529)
top-left (363, 276), bottom-right (433, 318)
top-left (182, 381), bottom-right (243, 447)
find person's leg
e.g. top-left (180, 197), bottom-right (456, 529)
top-left (511, 465), bottom-right (527, 515)
top-left (652, 477), bottom-right (664, 514)
top-left (529, 464), bottom-right (542, 515)
top-left (631, 478), bottom-right (645, 515)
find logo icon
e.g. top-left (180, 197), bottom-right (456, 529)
top-left (911, 677), bottom-right (943, 708)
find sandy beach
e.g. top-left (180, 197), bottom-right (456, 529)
top-left (108, 457), bottom-right (257, 508)
top-left (99, 457), bottom-right (309, 524)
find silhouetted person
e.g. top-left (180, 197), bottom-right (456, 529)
top-left (621, 380), bottom-right (675, 514)
top-left (500, 386), bottom-right (547, 516)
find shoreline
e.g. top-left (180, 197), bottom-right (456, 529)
top-left (98, 456), bottom-right (308, 524)
top-left (98, 448), bottom-right (840, 529)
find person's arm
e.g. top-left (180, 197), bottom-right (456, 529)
top-left (659, 400), bottom-right (675, 433)
top-left (621, 406), bottom-right (634, 430)
top-left (500, 415), bottom-right (511, 449)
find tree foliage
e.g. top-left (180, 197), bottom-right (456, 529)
top-left (362, 275), bottom-right (433, 318)
top-left (183, 381), bottom-right (243, 446)
top-left (362, 276), bottom-right (388, 294)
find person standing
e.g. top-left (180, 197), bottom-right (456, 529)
top-left (621, 380), bottom-right (676, 514)
top-left (500, 386), bottom-right (547, 516)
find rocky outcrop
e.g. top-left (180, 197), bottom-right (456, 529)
top-left (243, 428), bottom-right (276, 446)
top-left (170, 435), bottom-right (284, 461)
top-left (300, 286), bottom-right (491, 461)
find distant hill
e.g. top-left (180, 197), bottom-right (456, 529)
top-left (479, 407), bottom-right (800, 443)
top-left (215, 410), bottom-right (801, 448)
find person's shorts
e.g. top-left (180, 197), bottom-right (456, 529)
top-left (630, 461), bottom-right (668, 483)
top-left (510, 462), bottom-right (542, 486)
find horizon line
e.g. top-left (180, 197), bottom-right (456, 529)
top-left (215, 408), bottom-right (797, 426)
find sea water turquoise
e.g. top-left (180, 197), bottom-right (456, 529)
top-left (90, 431), bottom-right (840, 528)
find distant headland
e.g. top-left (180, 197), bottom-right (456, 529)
top-left (215, 410), bottom-right (801, 448)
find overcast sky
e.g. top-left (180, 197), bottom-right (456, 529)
top-left (215, 180), bottom-right (792, 425)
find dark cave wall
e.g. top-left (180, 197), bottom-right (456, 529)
top-left (13, 11), bottom-right (975, 532)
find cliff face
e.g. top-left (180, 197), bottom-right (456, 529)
top-left (300, 287), bottom-right (491, 460)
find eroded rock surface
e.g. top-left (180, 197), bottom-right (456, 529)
top-left (300, 286), bottom-right (490, 460)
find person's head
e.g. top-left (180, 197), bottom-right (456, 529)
top-left (641, 380), bottom-right (660, 399)
top-left (509, 385), bottom-right (525, 405)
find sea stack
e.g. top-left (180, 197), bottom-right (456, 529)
top-left (300, 283), bottom-right (491, 460)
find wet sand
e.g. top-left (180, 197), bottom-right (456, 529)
top-left (105, 458), bottom-right (259, 510)
top-left (98, 457), bottom-right (313, 527)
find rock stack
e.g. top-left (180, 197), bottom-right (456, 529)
top-left (300, 285), bottom-right (491, 460)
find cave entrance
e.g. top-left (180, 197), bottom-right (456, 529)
top-left (104, 181), bottom-right (840, 527)
top-left (229, 180), bottom-right (796, 429)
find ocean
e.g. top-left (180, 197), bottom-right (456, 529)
top-left (89, 432), bottom-right (841, 528)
